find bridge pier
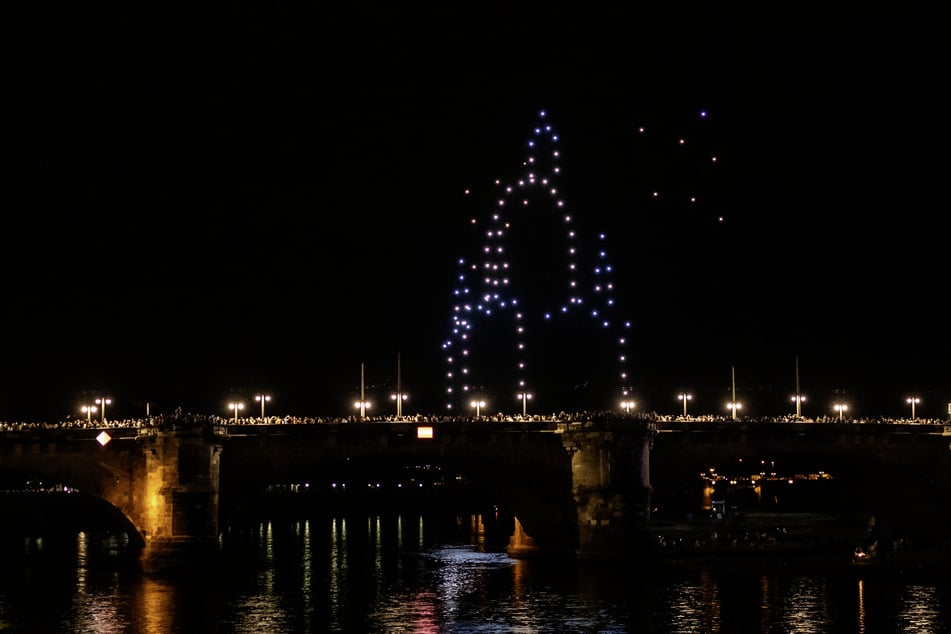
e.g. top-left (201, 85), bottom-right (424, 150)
top-left (503, 421), bottom-right (656, 562)
top-left (133, 427), bottom-right (223, 573)
top-left (566, 424), bottom-right (655, 562)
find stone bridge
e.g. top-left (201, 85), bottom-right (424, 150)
top-left (2, 418), bottom-right (950, 571)
top-left (0, 418), bottom-right (655, 571)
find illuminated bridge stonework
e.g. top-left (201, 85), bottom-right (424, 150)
top-left (0, 418), bottom-right (656, 571)
top-left (3, 419), bottom-right (950, 570)
top-left (0, 425), bottom-right (224, 571)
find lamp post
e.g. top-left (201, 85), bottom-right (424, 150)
top-left (96, 397), bottom-right (112, 423)
top-left (254, 394), bottom-right (271, 420)
top-left (792, 355), bottom-right (805, 418)
top-left (390, 392), bottom-right (408, 418)
top-left (81, 404), bottom-right (97, 423)
top-left (229, 401), bottom-right (244, 424)
top-left (790, 395), bottom-right (807, 417)
top-left (517, 392), bottom-right (532, 417)
top-left (354, 399), bottom-right (371, 419)
top-left (470, 399), bottom-right (486, 417)
top-left (906, 397), bottom-right (920, 420)
top-left (390, 350), bottom-right (407, 418)
top-left (833, 403), bottom-right (848, 421)
top-left (725, 400), bottom-right (742, 420)
top-left (354, 362), bottom-right (371, 420)
top-left (678, 393), bottom-right (693, 418)
top-left (620, 400), bottom-right (636, 414)
top-left (727, 365), bottom-right (741, 421)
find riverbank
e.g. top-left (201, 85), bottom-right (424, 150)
top-left (643, 510), bottom-right (951, 579)
top-left (648, 511), bottom-right (863, 567)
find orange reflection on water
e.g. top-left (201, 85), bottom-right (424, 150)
top-left (135, 574), bottom-right (176, 634)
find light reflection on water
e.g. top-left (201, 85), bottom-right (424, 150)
top-left (898, 584), bottom-right (945, 633)
top-left (0, 516), bottom-right (948, 633)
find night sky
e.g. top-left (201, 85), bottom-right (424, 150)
top-left (7, 6), bottom-right (948, 422)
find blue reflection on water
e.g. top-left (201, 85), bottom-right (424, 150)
top-left (0, 517), bottom-right (949, 633)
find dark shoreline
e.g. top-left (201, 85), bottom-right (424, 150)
top-left (643, 510), bottom-right (951, 579)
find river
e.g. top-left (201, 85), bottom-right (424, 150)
top-left (1, 509), bottom-right (949, 633)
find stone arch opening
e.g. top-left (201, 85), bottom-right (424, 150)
top-left (0, 466), bottom-right (145, 553)
top-left (217, 450), bottom-right (580, 559)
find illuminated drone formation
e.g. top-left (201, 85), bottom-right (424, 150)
top-left (441, 110), bottom-right (632, 414)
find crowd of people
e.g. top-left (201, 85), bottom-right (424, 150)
top-left (0, 409), bottom-right (947, 434)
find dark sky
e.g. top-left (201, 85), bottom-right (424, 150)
top-left (7, 5), bottom-right (948, 422)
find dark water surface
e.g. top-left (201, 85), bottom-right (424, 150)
top-left (1, 513), bottom-right (949, 633)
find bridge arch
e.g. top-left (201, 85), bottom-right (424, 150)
top-left (217, 419), bottom-right (654, 561)
top-left (0, 432), bottom-right (146, 551)
top-left (219, 450), bottom-right (577, 556)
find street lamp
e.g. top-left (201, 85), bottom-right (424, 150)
top-left (790, 395), bottom-right (807, 418)
top-left (725, 400), bottom-right (742, 420)
top-left (81, 404), bottom-right (97, 423)
top-left (355, 362), bottom-right (370, 420)
top-left (906, 397), bottom-right (920, 420)
top-left (833, 403), bottom-right (848, 421)
top-left (470, 399), bottom-right (486, 417)
top-left (354, 399), bottom-right (371, 420)
top-left (391, 351), bottom-right (408, 418)
top-left (792, 355), bottom-right (805, 417)
top-left (727, 366), bottom-right (740, 421)
top-left (620, 400), bottom-right (636, 414)
top-left (517, 392), bottom-right (532, 417)
top-left (390, 392), bottom-right (408, 418)
top-left (96, 397), bottom-right (112, 423)
top-left (254, 394), bottom-right (271, 420)
top-left (678, 393), bottom-right (693, 417)
top-left (228, 401), bottom-right (244, 424)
